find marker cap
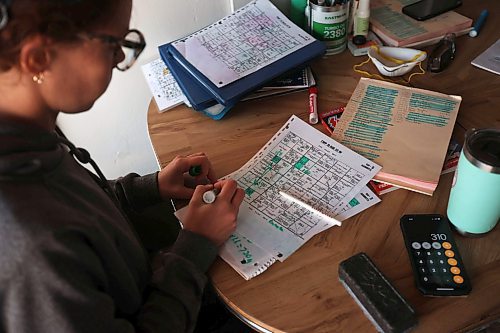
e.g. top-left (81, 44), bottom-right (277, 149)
top-left (189, 165), bottom-right (202, 176)
top-left (202, 189), bottom-right (219, 204)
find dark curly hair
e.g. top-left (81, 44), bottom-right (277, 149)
top-left (0, 0), bottom-right (120, 71)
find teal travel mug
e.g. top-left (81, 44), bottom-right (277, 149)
top-left (447, 128), bottom-right (500, 236)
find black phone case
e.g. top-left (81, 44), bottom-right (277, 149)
top-left (400, 214), bottom-right (471, 296)
top-left (339, 253), bottom-right (417, 333)
top-left (402, 0), bottom-right (462, 21)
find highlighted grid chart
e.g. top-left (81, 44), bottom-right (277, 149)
top-left (234, 131), bottom-right (367, 239)
top-left (196, 2), bottom-right (301, 75)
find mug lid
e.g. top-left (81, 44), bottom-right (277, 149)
top-left (464, 128), bottom-right (500, 174)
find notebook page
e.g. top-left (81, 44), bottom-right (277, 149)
top-left (219, 232), bottom-right (276, 280)
top-left (227, 115), bottom-right (380, 261)
top-left (172, 0), bottom-right (315, 88)
top-left (141, 58), bottom-right (188, 111)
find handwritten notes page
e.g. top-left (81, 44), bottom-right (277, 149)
top-left (227, 115), bottom-right (380, 261)
top-left (219, 232), bottom-right (277, 280)
top-left (172, 0), bottom-right (315, 88)
top-left (141, 58), bottom-right (188, 112)
top-left (331, 78), bottom-right (461, 195)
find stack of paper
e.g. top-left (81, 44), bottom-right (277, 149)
top-left (332, 78), bottom-right (461, 196)
top-left (157, 0), bottom-right (325, 119)
top-left (175, 115), bottom-right (382, 279)
top-left (368, 139), bottom-right (463, 196)
top-left (142, 60), bottom-right (316, 119)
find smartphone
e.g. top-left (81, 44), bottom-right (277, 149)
top-left (400, 214), bottom-right (471, 296)
top-left (402, 0), bottom-right (462, 21)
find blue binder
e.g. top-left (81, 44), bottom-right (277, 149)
top-left (158, 40), bottom-right (326, 108)
top-left (160, 49), bottom-right (234, 119)
top-left (160, 48), bottom-right (219, 111)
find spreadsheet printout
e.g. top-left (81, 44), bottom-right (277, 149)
top-left (172, 0), bottom-right (315, 88)
top-left (229, 115), bottom-right (380, 260)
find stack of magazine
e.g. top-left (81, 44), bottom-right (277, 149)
top-left (156, 0), bottom-right (325, 120)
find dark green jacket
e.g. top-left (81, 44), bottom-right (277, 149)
top-left (0, 118), bottom-right (218, 332)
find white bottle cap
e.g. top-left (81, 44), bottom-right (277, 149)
top-left (358, 0), bottom-right (370, 14)
top-left (202, 190), bottom-right (217, 204)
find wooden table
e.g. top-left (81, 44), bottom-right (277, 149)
top-left (147, 1), bottom-right (500, 331)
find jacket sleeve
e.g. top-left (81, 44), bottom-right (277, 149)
top-left (3, 228), bottom-right (217, 333)
top-left (110, 172), bottom-right (163, 213)
top-left (137, 230), bottom-right (218, 332)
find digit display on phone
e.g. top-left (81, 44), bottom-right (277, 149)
top-left (400, 214), bottom-right (471, 296)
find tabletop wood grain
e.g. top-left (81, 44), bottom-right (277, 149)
top-left (147, 1), bottom-right (500, 331)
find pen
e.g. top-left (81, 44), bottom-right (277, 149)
top-left (279, 191), bottom-right (342, 226)
top-left (189, 165), bottom-right (202, 176)
top-left (202, 188), bottom-right (220, 204)
top-left (308, 86), bottom-right (319, 124)
top-left (469, 9), bottom-right (488, 38)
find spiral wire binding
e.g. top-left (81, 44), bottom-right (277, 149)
top-left (250, 257), bottom-right (277, 278)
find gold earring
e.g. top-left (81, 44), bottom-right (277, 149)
top-left (32, 72), bottom-right (45, 84)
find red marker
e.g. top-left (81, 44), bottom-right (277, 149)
top-left (308, 86), bottom-right (318, 124)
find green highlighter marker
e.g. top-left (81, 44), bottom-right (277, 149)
top-left (188, 165), bottom-right (202, 177)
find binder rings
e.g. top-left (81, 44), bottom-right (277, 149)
top-left (158, 0), bottom-right (326, 110)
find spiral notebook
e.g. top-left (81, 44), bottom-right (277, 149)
top-left (219, 232), bottom-right (276, 280)
top-left (175, 115), bottom-right (381, 280)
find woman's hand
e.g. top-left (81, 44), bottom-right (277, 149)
top-left (182, 179), bottom-right (245, 246)
top-left (157, 153), bottom-right (217, 200)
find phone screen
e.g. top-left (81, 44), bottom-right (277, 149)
top-left (402, 0), bottom-right (462, 21)
top-left (400, 214), bottom-right (471, 296)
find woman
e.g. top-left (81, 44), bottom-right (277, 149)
top-left (0, 0), bottom-right (245, 332)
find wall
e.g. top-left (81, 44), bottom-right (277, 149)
top-left (57, 0), bottom-right (288, 179)
top-left (232, 0), bottom-right (289, 12)
top-left (57, 0), bottom-right (231, 179)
